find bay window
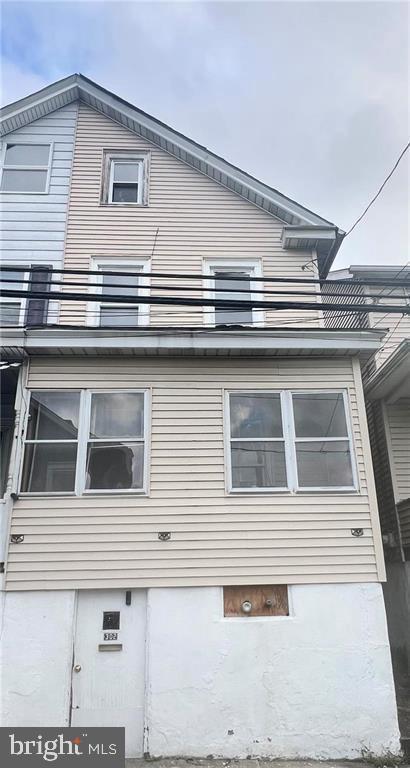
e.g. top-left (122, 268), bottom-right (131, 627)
top-left (21, 390), bottom-right (149, 494)
top-left (227, 391), bottom-right (356, 492)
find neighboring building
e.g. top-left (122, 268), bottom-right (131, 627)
top-left (328, 266), bottom-right (410, 682)
top-left (0, 76), bottom-right (402, 759)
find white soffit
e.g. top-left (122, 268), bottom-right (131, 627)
top-left (0, 327), bottom-right (383, 361)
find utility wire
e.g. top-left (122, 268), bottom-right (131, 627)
top-left (2, 274), bottom-right (407, 303)
top-left (345, 141), bottom-right (410, 237)
top-left (1, 264), bottom-right (409, 289)
top-left (2, 286), bottom-right (409, 315)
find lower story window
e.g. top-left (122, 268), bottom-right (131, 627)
top-left (227, 390), bottom-right (356, 492)
top-left (21, 389), bottom-right (148, 494)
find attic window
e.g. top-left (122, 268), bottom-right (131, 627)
top-left (0, 143), bottom-right (51, 193)
top-left (102, 152), bottom-right (149, 205)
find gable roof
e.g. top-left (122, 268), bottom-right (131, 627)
top-left (0, 73), bottom-right (344, 276)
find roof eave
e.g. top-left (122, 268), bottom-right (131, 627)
top-left (1, 327), bottom-right (383, 361)
top-left (1, 73), bottom-right (341, 244)
top-left (365, 340), bottom-right (410, 401)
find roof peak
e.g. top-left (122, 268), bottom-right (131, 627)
top-left (1, 73), bottom-right (343, 276)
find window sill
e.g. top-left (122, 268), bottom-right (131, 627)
top-left (0, 190), bottom-right (49, 195)
top-left (227, 487), bottom-right (360, 495)
top-left (99, 202), bottom-right (148, 208)
top-left (16, 491), bottom-right (149, 498)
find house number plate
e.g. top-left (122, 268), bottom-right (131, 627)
top-left (103, 632), bottom-right (118, 641)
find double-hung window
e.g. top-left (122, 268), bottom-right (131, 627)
top-left (0, 265), bottom-right (52, 327)
top-left (0, 266), bottom-right (29, 326)
top-left (89, 259), bottom-right (150, 327)
top-left (21, 391), bottom-right (80, 493)
top-left (0, 143), bottom-right (52, 193)
top-left (227, 391), bottom-right (356, 492)
top-left (204, 259), bottom-right (263, 326)
top-left (21, 390), bottom-right (149, 494)
top-left (102, 151), bottom-right (149, 205)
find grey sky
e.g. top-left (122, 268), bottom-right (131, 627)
top-left (2, 0), bottom-right (409, 269)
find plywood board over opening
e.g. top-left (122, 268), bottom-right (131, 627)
top-left (223, 584), bottom-right (289, 617)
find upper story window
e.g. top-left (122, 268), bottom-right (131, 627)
top-left (102, 151), bottom-right (149, 205)
top-left (20, 389), bottom-right (149, 495)
top-left (226, 390), bottom-right (356, 492)
top-left (0, 265), bottom-right (52, 327)
top-left (203, 259), bottom-right (263, 326)
top-left (0, 267), bottom-right (29, 326)
top-left (88, 259), bottom-right (150, 327)
top-left (0, 143), bottom-right (52, 193)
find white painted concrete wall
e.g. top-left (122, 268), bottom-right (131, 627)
top-left (383, 562), bottom-right (410, 674)
top-left (146, 583), bottom-right (401, 759)
top-left (0, 591), bottom-right (75, 726)
top-left (0, 584), bottom-right (401, 759)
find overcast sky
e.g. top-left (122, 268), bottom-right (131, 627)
top-left (1, 0), bottom-right (409, 270)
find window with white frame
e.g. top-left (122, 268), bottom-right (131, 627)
top-left (0, 266), bottom-right (30, 326)
top-left (89, 260), bottom-right (150, 327)
top-left (0, 143), bottom-right (51, 193)
top-left (227, 391), bottom-right (356, 492)
top-left (204, 260), bottom-right (263, 326)
top-left (102, 151), bottom-right (149, 205)
top-left (20, 390), bottom-right (148, 494)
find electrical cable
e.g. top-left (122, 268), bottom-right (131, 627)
top-left (345, 142), bottom-right (410, 237)
top-left (1, 264), bottom-right (409, 288)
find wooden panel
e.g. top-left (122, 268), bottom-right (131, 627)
top-left (3, 355), bottom-right (382, 591)
top-left (224, 584), bottom-right (289, 617)
top-left (60, 103), bottom-right (321, 329)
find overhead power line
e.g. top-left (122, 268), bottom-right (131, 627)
top-left (2, 286), bottom-right (409, 316)
top-left (1, 264), bottom-right (409, 289)
top-left (345, 141), bottom-right (410, 237)
top-left (1, 274), bottom-right (408, 304)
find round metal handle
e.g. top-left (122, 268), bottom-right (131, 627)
top-left (73, 664), bottom-right (82, 673)
top-left (241, 600), bottom-right (252, 614)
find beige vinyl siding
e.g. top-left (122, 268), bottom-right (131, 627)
top-left (366, 400), bottom-right (400, 560)
top-left (60, 103), bottom-right (320, 329)
top-left (386, 400), bottom-right (410, 503)
top-left (6, 355), bottom-right (381, 590)
top-left (367, 286), bottom-right (410, 369)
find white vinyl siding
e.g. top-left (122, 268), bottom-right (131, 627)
top-left (0, 104), bottom-right (77, 326)
top-left (59, 103), bottom-right (321, 328)
top-left (6, 356), bottom-right (382, 591)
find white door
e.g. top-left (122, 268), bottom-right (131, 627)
top-left (71, 590), bottom-right (146, 757)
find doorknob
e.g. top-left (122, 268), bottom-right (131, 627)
top-left (73, 664), bottom-right (82, 673)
